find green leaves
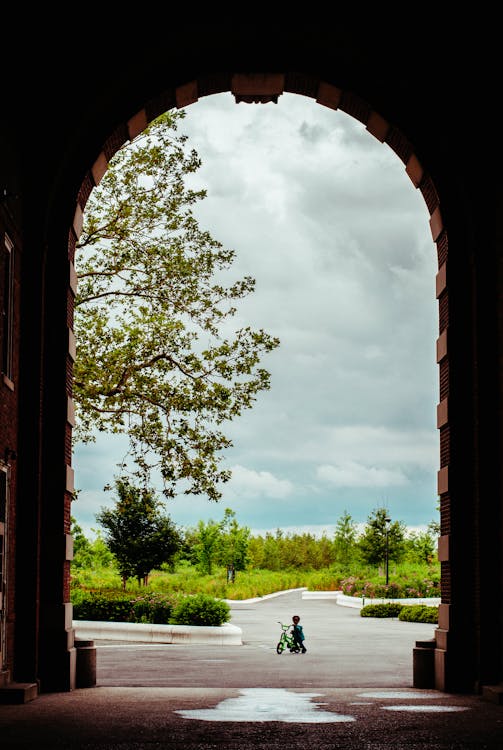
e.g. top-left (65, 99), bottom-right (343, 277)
top-left (358, 507), bottom-right (407, 566)
top-left (184, 508), bottom-right (250, 575)
top-left (96, 478), bottom-right (181, 586)
top-left (74, 109), bottom-right (280, 499)
top-left (170, 593), bottom-right (230, 626)
top-left (333, 510), bottom-right (358, 568)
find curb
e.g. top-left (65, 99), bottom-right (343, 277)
top-left (73, 620), bottom-right (243, 645)
top-left (302, 590), bottom-right (441, 609)
top-left (223, 587), bottom-right (308, 605)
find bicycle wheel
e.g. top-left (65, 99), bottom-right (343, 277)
top-left (276, 642), bottom-right (284, 654)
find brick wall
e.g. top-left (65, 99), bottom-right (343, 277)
top-left (0, 209), bottom-right (22, 678)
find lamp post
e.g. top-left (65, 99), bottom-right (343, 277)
top-left (384, 516), bottom-right (391, 586)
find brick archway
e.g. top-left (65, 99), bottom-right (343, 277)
top-left (66, 72), bottom-right (451, 690)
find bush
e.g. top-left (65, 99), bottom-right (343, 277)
top-left (339, 570), bottom-right (440, 599)
top-left (170, 593), bottom-right (230, 626)
top-left (71, 590), bottom-right (175, 624)
top-left (130, 593), bottom-right (175, 624)
top-left (360, 602), bottom-right (438, 622)
top-left (72, 591), bottom-right (134, 622)
top-left (360, 603), bottom-right (404, 618)
top-left (398, 605), bottom-right (438, 623)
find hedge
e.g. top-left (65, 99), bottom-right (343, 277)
top-left (360, 603), bottom-right (404, 618)
top-left (71, 590), bottom-right (175, 624)
top-left (360, 602), bottom-right (439, 623)
top-left (71, 589), bottom-right (230, 626)
top-left (398, 605), bottom-right (438, 624)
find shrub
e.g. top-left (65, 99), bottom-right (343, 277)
top-left (360, 603), bottom-right (404, 618)
top-left (380, 582), bottom-right (402, 599)
top-left (360, 602), bottom-right (438, 622)
top-left (341, 576), bottom-right (360, 596)
top-left (69, 587), bottom-right (90, 608)
top-left (339, 570), bottom-right (440, 599)
top-left (72, 591), bottom-right (133, 622)
top-left (71, 590), bottom-right (176, 623)
top-left (130, 593), bottom-right (175, 624)
top-left (398, 605), bottom-right (438, 624)
top-left (170, 593), bottom-right (230, 626)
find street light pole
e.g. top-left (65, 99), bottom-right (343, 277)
top-left (385, 516), bottom-right (391, 586)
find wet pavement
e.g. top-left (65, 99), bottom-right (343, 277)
top-left (1, 590), bottom-right (503, 748)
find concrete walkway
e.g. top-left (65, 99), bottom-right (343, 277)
top-left (1, 589), bottom-right (502, 749)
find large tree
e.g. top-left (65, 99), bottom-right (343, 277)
top-left (74, 110), bottom-right (279, 501)
top-left (405, 528), bottom-right (437, 565)
top-left (96, 477), bottom-right (181, 587)
top-left (358, 507), bottom-right (406, 567)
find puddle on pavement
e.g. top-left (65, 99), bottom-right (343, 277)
top-left (357, 690), bottom-right (442, 700)
top-left (174, 687), bottom-right (471, 723)
top-left (356, 690), bottom-right (470, 713)
top-left (175, 688), bottom-right (356, 723)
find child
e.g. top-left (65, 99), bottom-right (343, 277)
top-left (291, 614), bottom-right (306, 653)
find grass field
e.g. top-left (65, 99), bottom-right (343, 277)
top-left (71, 560), bottom-right (440, 600)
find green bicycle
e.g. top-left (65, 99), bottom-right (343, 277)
top-left (276, 621), bottom-right (301, 654)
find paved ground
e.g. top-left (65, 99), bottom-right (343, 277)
top-left (95, 589), bottom-right (437, 688)
top-left (1, 590), bottom-right (503, 749)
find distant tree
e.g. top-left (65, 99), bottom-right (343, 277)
top-left (74, 109), bottom-right (279, 502)
top-left (277, 532), bottom-right (329, 570)
top-left (70, 518), bottom-right (115, 570)
top-left (244, 529), bottom-right (336, 571)
top-left (427, 514), bottom-right (441, 537)
top-left (217, 508), bottom-right (250, 574)
top-left (193, 518), bottom-right (222, 575)
top-left (315, 532), bottom-right (337, 568)
top-left (96, 477), bottom-right (181, 587)
top-left (71, 517), bottom-right (92, 561)
top-left (247, 535), bottom-right (266, 569)
top-left (262, 530), bottom-right (284, 571)
top-left (333, 510), bottom-right (358, 568)
top-left (406, 529), bottom-right (437, 565)
top-left (358, 507), bottom-right (406, 567)
top-left (176, 526), bottom-right (201, 567)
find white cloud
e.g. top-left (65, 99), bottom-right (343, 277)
top-left (305, 426), bottom-right (438, 469)
top-left (316, 461), bottom-right (409, 488)
top-left (232, 424), bottom-right (438, 476)
top-left (225, 464), bottom-right (294, 499)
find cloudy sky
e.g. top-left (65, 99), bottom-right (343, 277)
top-left (73, 92), bottom-right (439, 539)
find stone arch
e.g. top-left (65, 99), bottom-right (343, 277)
top-left (66, 72), bottom-right (450, 690)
